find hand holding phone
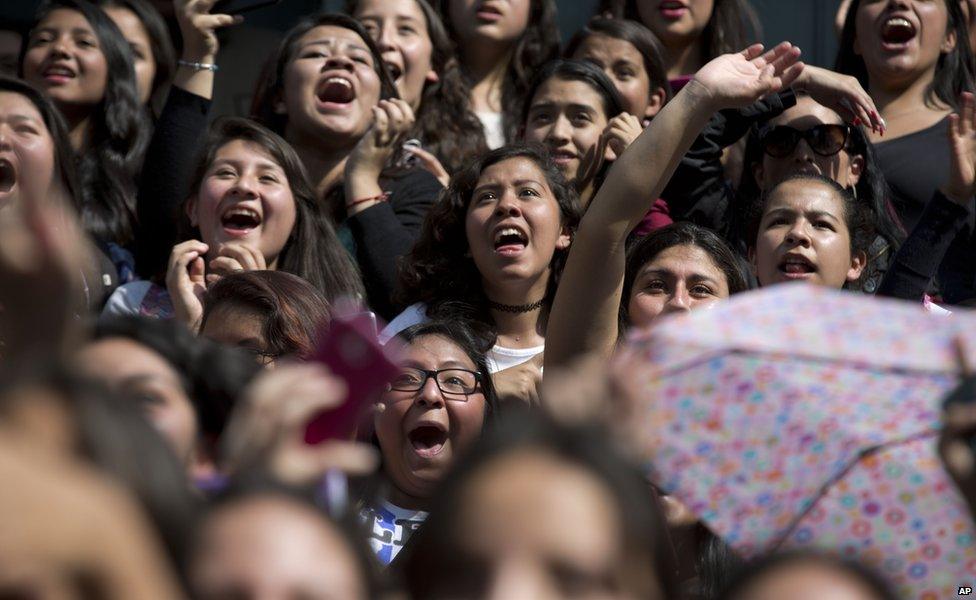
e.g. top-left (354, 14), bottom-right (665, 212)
top-left (305, 311), bottom-right (399, 444)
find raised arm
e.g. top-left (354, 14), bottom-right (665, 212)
top-left (545, 43), bottom-right (804, 370)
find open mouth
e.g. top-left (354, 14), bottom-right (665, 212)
top-left (220, 206), bottom-right (262, 236)
top-left (880, 17), bottom-right (916, 46)
top-left (384, 60), bottom-right (403, 82)
top-left (0, 159), bottom-right (16, 195)
top-left (778, 254), bottom-right (816, 278)
top-left (408, 423), bottom-right (448, 458)
top-left (493, 226), bottom-right (528, 255)
top-left (316, 76), bottom-right (356, 105)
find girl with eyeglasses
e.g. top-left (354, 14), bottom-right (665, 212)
top-left (362, 321), bottom-right (497, 566)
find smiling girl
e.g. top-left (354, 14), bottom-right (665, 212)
top-left (348, 0), bottom-right (487, 180)
top-left (102, 118), bottom-right (363, 330)
top-left (21, 0), bottom-right (149, 273)
top-left (436, 0), bottom-right (560, 148)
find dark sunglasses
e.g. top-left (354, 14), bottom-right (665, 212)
top-left (759, 124), bottom-right (851, 158)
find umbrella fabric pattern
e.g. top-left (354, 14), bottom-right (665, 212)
top-left (619, 284), bottom-right (976, 598)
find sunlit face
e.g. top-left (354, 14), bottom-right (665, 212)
top-left (281, 25), bottom-right (383, 147)
top-left (0, 92), bottom-right (58, 212)
top-left (628, 244), bottom-right (731, 328)
top-left (375, 335), bottom-right (486, 503)
top-left (355, 0), bottom-right (436, 110)
top-left (755, 96), bottom-right (864, 190)
top-left (201, 303), bottom-right (275, 366)
top-left (572, 33), bottom-right (662, 119)
top-left (187, 139), bottom-right (297, 269)
top-left (854, 0), bottom-right (956, 89)
top-left (465, 157), bottom-right (572, 296)
top-left (729, 561), bottom-right (887, 600)
top-left (752, 179), bottom-right (865, 289)
top-left (523, 77), bottom-right (610, 182)
top-left (0, 30), bottom-right (21, 76)
top-left (637, 0), bottom-right (715, 49)
top-left (22, 9), bottom-right (110, 119)
top-left (103, 6), bottom-right (156, 106)
top-left (192, 495), bottom-right (368, 600)
top-left (74, 338), bottom-right (198, 465)
top-left (449, 0), bottom-right (532, 46)
top-left (436, 449), bottom-right (663, 599)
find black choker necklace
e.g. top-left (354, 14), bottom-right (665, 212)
top-left (488, 298), bottom-right (546, 313)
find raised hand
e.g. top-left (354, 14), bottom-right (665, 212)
top-left (221, 363), bottom-right (379, 484)
top-left (792, 65), bottom-right (884, 134)
top-left (405, 145), bottom-right (451, 187)
top-left (491, 352), bottom-right (545, 406)
top-left (689, 42), bottom-right (804, 111)
top-left (345, 99), bottom-right (417, 214)
top-left (174, 0), bottom-right (241, 62)
top-left (165, 240), bottom-right (208, 332)
top-left (206, 242), bottom-right (266, 281)
top-left (944, 92), bottom-right (976, 205)
top-left (603, 112), bottom-right (644, 160)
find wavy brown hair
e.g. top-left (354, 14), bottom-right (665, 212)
top-left (347, 0), bottom-right (488, 174)
top-left (396, 144), bottom-right (581, 338)
top-left (436, 0), bottom-right (561, 144)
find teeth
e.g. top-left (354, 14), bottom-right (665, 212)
top-left (494, 227), bottom-right (525, 243)
top-left (224, 208), bottom-right (259, 219)
top-left (325, 77), bottom-right (352, 88)
top-left (885, 17), bottom-right (912, 28)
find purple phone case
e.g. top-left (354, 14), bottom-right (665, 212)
top-left (304, 313), bottom-right (399, 444)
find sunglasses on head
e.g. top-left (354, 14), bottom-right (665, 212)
top-left (759, 124), bottom-right (851, 158)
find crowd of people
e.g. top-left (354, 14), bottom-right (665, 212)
top-left (1, 0), bottom-right (976, 597)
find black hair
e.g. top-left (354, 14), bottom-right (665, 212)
top-left (399, 409), bottom-right (679, 599)
top-left (564, 16), bottom-right (673, 108)
top-left (392, 320), bottom-right (498, 420)
top-left (0, 76), bottom-right (81, 208)
top-left (250, 12), bottom-right (398, 136)
top-left (94, 0), bottom-right (176, 113)
top-left (195, 478), bottom-right (383, 599)
top-left (737, 110), bottom-right (904, 291)
top-left (746, 173), bottom-right (875, 258)
top-left (0, 17), bottom-right (29, 76)
top-left (436, 0), bottom-right (561, 144)
top-left (396, 143), bottom-right (581, 342)
top-left (93, 316), bottom-right (259, 438)
top-left (22, 0), bottom-right (150, 246)
top-left (346, 0), bottom-right (489, 175)
top-left (521, 58), bottom-right (626, 126)
top-left (180, 117), bottom-right (366, 303)
top-left (621, 222), bottom-right (749, 327)
top-left (599, 0), bottom-right (760, 69)
top-left (835, 0), bottom-right (975, 111)
top-left (717, 550), bottom-right (898, 600)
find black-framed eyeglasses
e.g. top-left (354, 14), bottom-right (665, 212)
top-left (760, 124), bottom-right (851, 158)
top-left (387, 367), bottom-right (482, 397)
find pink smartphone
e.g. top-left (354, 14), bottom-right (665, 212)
top-left (304, 312), bottom-right (399, 445)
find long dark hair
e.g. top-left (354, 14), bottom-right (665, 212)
top-left (181, 118), bottom-right (365, 303)
top-left (522, 59), bottom-right (626, 126)
top-left (436, 0), bottom-right (561, 144)
top-left (22, 0), bottom-right (150, 246)
top-left (564, 16), bottom-right (673, 107)
top-left (835, 0), bottom-right (975, 110)
top-left (347, 0), bottom-right (488, 175)
top-left (396, 144), bottom-right (581, 337)
top-left (0, 76), bottom-right (81, 208)
top-left (250, 12), bottom-right (398, 136)
top-left (621, 222), bottom-right (749, 327)
top-left (400, 410), bottom-right (679, 599)
top-left (94, 0), bottom-right (176, 113)
top-left (201, 270), bottom-right (333, 361)
top-left (599, 0), bottom-right (760, 67)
